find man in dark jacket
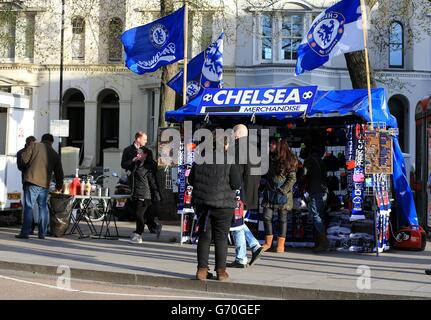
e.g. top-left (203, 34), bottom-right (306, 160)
top-left (129, 150), bottom-right (161, 244)
top-left (16, 134), bottom-right (64, 239)
top-left (121, 131), bottom-right (162, 239)
top-left (303, 144), bottom-right (329, 253)
top-left (16, 136), bottom-right (37, 234)
top-left (121, 131), bottom-right (148, 173)
top-left (189, 135), bottom-right (243, 282)
top-left (227, 124), bottom-right (263, 268)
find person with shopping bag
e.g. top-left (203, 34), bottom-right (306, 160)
top-left (261, 138), bottom-right (298, 253)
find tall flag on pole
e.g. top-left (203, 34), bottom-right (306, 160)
top-left (121, 6), bottom-right (185, 75)
top-left (295, 0), bottom-right (364, 75)
top-left (168, 32), bottom-right (224, 102)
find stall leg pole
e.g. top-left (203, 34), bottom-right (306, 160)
top-left (190, 212), bottom-right (196, 243)
top-left (180, 211), bottom-right (184, 245)
top-left (373, 194), bottom-right (379, 257)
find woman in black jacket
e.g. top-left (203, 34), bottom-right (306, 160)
top-left (188, 134), bottom-right (243, 281)
top-left (129, 149), bottom-right (161, 244)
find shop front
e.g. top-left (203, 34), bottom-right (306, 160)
top-left (415, 96), bottom-right (431, 231)
top-left (165, 87), bottom-right (421, 254)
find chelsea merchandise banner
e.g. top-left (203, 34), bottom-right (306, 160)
top-left (198, 86), bottom-right (318, 116)
top-left (121, 6), bottom-right (185, 75)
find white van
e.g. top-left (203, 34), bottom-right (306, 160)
top-left (0, 91), bottom-right (35, 211)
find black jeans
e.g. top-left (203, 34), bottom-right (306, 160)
top-left (135, 200), bottom-right (151, 235)
top-left (196, 206), bottom-right (233, 270)
top-left (263, 207), bottom-right (288, 237)
top-left (145, 205), bottom-right (161, 233)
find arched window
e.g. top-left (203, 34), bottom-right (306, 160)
top-left (388, 95), bottom-right (408, 152)
top-left (72, 16), bottom-right (85, 59)
top-left (389, 21), bottom-right (403, 68)
top-left (108, 17), bottom-right (123, 62)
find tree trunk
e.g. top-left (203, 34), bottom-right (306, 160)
top-left (344, 0), bottom-right (378, 89)
top-left (159, 64), bottom-right (179, 127)
top-left (344, 51), bottom-right (377, 89)
top-left (156, 0), bottom-right (181, 222)
top-left (159, 0), bottom-right (178, 128)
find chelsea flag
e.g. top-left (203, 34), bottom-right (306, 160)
top-left (121, 7), bottom-right (185, 75)
top-left (295, 0), bottom-right (364, 75)
top-left (167, 33), bottom-right (224, 101)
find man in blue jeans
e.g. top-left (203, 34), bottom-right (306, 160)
top-left (426, 173), bottom-right (431, 275)
top-left (303, 143), bottom-right (329, 253)
top-left (227, 124), bottom-right (264, 268)
top-left (15, 134), bottom-right (64, 240)
top-left (229, 215), bottom-right (263, 268)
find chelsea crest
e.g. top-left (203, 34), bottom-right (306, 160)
top-left (307, 12), bottom-right (345, 56)
top-left (150, 23), bottom-right (169, 49)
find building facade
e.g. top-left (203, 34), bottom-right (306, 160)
top-left (0, 0), bottom-right (430, 174)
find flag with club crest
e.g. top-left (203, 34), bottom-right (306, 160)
top-left (168, 32), bottom-right (224, 102)
top-left (121, 6), bottom-right (185, 75)
top-left (295, 0), bottom-right (365, 75)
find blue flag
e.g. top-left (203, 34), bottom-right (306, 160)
top-left (168, 32), bottom-right (224, 102)
top-left (295, 0), bottom-right (364, 75)
top-left (121, 7), bottom-right (185, 75)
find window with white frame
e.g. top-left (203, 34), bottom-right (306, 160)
top-left (389, 21), bottom-right (403, 68)
top-left (258, 12), bottom-right (305, 63)
top-left (0, 12), bottom-right (16, 59)
top-left (72, 16), bottom-right (85, 60)
top-left (108, 17), bottom-right (123, 62)
top-left (25, 13), bottom-right (35, 59)
top-left (261, 14), bottom-right (273, 61)
top-left (281, 14), bottom-right (303, 61)
top-left (148, 89), bottom-right (157, 143)
top-left (201, 11), bottom-right (214, 50)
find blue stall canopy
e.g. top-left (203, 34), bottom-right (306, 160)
top-left (165, 88), bottom-right (418, 227)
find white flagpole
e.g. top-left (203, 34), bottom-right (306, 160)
top-left (360, 0), bottom-right (373, 123)
top-left (182, 2), bottom-right (188, 106)
top-left (180, 2), bottom-right (188, 245)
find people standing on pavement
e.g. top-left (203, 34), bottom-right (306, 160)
top-left (189, 132), bottom-right (243, 281)
top-left (142, 149), bottom-right (163, 238)
top-left (303, 142), bottom-right (329, 253)
top-left (121, 132), bottom-right (162, 240)
top-left (121, 131), bottom-right (149, 176)
top-left (227, 124), bottom-right (264, 268)
top-left (15, 134), bottom-right (64, 239)
top-left (261, 139), bottom-right (297, 253)
top-left (16, 136), bottom-right (37, 235)
top-left (425, 173), bottom-right (431, 275)
top-left (128, 149), bottom-right (162, 244)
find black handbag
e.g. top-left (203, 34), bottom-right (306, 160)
top-left (264, 181), bottom-right (288, 205)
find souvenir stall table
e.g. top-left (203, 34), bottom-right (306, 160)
top-left (165, 87), bottom-right (420, 255)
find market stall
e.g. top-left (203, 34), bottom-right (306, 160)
top-left (165, 87), bottom-right (421, 254)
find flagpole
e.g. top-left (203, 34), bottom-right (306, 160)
top-left (179, 2), bottom-right (188, 246)
top-left (182, 2), bottom-right (188, 106)
top-left (360, 0), bottom-right (373, 123)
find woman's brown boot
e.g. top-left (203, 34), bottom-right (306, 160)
top-left (275, 237), bottom-right (286, 253)
top-left (216, 267), bottom-right (229, 281)
top-left (196, 267), bottom-right (213, 280)
top-left (262, 235), bottom-right (273, 252)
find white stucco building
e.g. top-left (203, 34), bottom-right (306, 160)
top-left (0, 0), bottom-right (429, 173)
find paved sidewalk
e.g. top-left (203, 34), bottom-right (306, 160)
top-left (0, 222), bottom-right (430, 299)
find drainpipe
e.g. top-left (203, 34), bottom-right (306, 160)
top-left (58, 0), bottom-right (65, 156)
